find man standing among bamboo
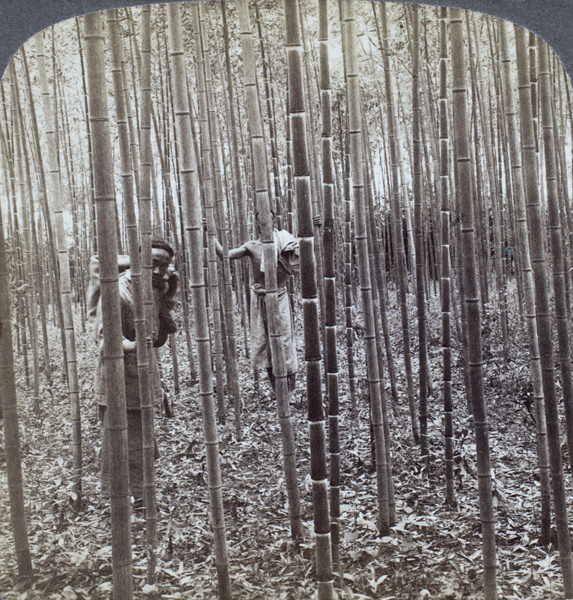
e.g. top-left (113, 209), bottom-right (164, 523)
top-left (88, 237), bottom-right (179, 501)
top-left (216, 229), bottom-right (299, 392)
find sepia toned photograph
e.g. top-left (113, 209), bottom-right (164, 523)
top-left (1, 1), bottom-right (573, 599)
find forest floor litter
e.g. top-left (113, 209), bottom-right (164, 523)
top-left (0, 283), bottom-right (570, 599)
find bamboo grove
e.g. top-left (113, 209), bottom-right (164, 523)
top-left (3, 1), bottom-right (573, 598)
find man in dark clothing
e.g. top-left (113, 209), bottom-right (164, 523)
top-left (88, 237), bottom-right (179, 499)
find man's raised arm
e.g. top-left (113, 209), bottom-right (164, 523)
top-left (215, 237), bottom-right (250, 260)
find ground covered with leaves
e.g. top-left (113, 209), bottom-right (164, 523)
top-left (0, 283), bottom-right (571, 599)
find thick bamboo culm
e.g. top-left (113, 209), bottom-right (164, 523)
top-left (498, 20), bottom-right (551, 544)
top-left (343, 151), bottom-right (357, 413)
top-left (538, 39), bottom-right (573, 476)
top-left (34, 30), bottom-right (83, 500)
top-left (238, 0), bottom-right (303, 542)
top-left (516, 25), bottom-right (573, 594)
top-left (450, 9), bottom-right (498, 600)
top-left (166, 6), bottom-right (232, 598)
top-left (83, 12), bottom-right (134, 600)
top-left (343, 0), bottom-right (390, 537)
top-left (439, 6), bottom-right (455, 508)
top-left (362, 143), bottom-right (396, 526)
top-left (411, 6), bottom-right (429, 459)
top-left (285, 0), bottom-right (333, 596)
top-left (139, 9), bottom-right (162, 583)
top-left (318, 0), bottom-right (341, 577)
top-left (285, 87), bottom-right (294, 235)
top-left (0, 186), bottom-right (33, 579)
top-left (299, 9), bottom-right (328, 377)
top-left (537, 32), bottom-right (573, 596)
top-left (106, 8), bottom-right (158, 584)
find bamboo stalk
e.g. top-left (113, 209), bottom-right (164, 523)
top-left (107, 7), bottom-right (158, 582)
top-left (411, 6), bottom-right (429, 459)
top-left (192, 4), bottom-right (228, 427)
top-left (376, 2), bottom-right (419, 444)
top-left (13, 69), bottom-right (41, 410)
top-left (285, 0), bottom-right (333, 594)
top-left (83, 12), bottom-right (134, 599)
top-left (318, 0), bottom-right (341, 576)
top-left (19, 46), bottom-right (60, 387)
top-left (238, 0), bottom-right (303, 542)
top-left (35, 29), bottom-right (83, 500)
top-left (199, 5), bottom-right (242, 440)
top-left (167, 6), bottom-right (232, 597)
top-left (0, 180), bottom-right (33, 580)
top-left (499, 19), bottom-right (551, 545)
top-left (337, 13), bottom-right (357, 417)
top-left (344, 0), bottom-right (390, 537)
top-left (439, 6), bottom-right (456, 508)
top-left (516, 26), bottom-right (573, 593)
top-left (538, 38), bottom-right (573, 480)
top-left (451, 10), bottom-right (497, 599)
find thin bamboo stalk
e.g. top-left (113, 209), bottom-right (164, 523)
top-left (219, 1), bottom-right (251, 367)
top-left (192, 4), bottom-right (228, 427)
top-left (338, 10), bottom-right (357, 417)
top-left (167, 6), bottom-right (232, 597)
top-left (13, 70), bottom-right (41, 409)
top-left (376, 3), bottom-right (419, 444)
top-left (19, 47), bottom-right (62, 387)
top-left (239, 0), bottom-right (303, 542)
top-left (75, 18), bottom-right (97, 253)
top-left (344, 0), bottom-right (390, 537)
top-left (199, 6), bottom-right (241, 440)
top-left (35, 29), bottom-right (83, 499)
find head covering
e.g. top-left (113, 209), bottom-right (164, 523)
top-left (151, 236), bottom-right (175, 258)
